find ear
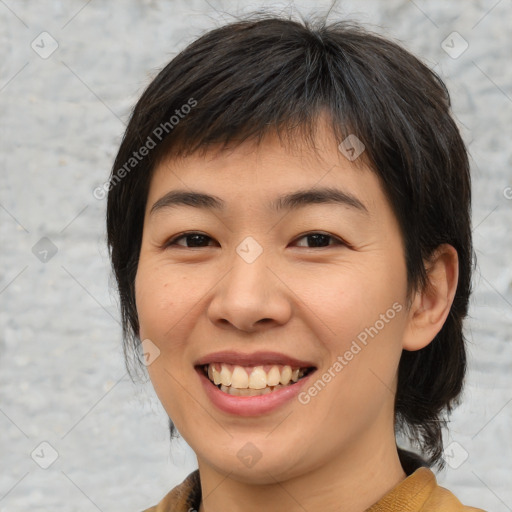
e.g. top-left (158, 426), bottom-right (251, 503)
top-left (402, 244), bottom-right (459, 351)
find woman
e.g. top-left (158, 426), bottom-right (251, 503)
top-left (106, 14), bottom-right (485, 512)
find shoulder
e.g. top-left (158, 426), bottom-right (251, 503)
top-left (394, 450), bottom-right (487, 512)
top-left (367, 466), bottom-right (487, 511)
top-left (410, 467), bottom-right (487, 512)
top-left (422, 478), bottom-right (487, 512)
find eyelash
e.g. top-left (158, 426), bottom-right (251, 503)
top-left (163, 231), bottom-right (348, 249)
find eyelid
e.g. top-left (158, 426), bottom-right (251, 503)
top-left (163, 231), bottom-right (216, 248)
top-left (291, 231), bottom-right (349, 248)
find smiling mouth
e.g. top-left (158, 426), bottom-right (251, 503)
top-left (199, 363), bottom-right (316, 397)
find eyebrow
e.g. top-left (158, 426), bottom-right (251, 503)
top-left (150, 187), bottom-right (368, 215)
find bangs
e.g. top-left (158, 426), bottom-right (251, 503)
top-left (134, 18), bottom-right (396, 168)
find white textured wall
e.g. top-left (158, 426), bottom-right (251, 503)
top-left (1, 1), bottom-right (510, 510)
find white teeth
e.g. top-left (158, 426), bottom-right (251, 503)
top-left (211, 365), bottom-right (221, 385)
top-left (220, 384), bottom-right (284, 396)
top-left (248, 366), bottom-right (267, 389)
top-left (266, 366), bottom-right (281, 386)
top-left (280, 365), bottom-right (292, 385)
top-left (220, 365), bottom-right (232, 386)
top-left (205, 363), bottom-right (310, 390)
top-left (231, 366), bottom-right (249, 389)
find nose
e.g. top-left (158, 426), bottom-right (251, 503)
top-left (207, 248), bottom-right (292, 333)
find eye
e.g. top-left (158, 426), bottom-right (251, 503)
top-left (163, 231), bottom-right (347, 249)
top-left (164, 232), bottom-right (217, 248)
top-left (292, 232), bottom-right (346, 248)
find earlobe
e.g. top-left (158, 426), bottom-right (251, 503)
top-left (402, 244), bottom-right (459, 351)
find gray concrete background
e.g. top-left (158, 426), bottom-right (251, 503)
top-left (0, 1), bottom-right (511, 510)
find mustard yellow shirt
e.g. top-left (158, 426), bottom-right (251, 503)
top-left (143, 466), bottom-right (486, 512)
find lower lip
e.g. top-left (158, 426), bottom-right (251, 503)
top-left (196, 367), bottom-right (315, 417)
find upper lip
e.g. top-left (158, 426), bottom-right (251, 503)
top-left (194, 351), bottom-right (316, 368)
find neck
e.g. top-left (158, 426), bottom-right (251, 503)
top-left (197, 426), bottom-right (406, 512)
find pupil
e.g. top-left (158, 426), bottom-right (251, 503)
top-left (308, 234), bottom-right (329, 247)
top-left (188, 234), bottom-right (209, 247)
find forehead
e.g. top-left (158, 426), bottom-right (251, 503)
top-left (146, 122), bottom-right (386, 220)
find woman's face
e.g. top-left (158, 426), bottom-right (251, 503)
top-left (135, 123), bottom-right (411, 483)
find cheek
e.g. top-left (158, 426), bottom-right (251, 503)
top-left (134, 263), bottom-right (192, 421)
top-left (135, 269), bottom-right (172, 340)
top-left (295, 261), bottom-right (404, 338)
top-left (295, 261), bottom-right (407, 395)
top-left (135, 263), bottom-right (192, 341)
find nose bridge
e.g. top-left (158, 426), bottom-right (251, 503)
top-left (225, 238), bottom-right (271, 309)
top-left (208, 237), bottom-right (291, 331)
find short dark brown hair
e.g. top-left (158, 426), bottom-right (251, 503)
top-left (106, 14), bottom-right (473, 468)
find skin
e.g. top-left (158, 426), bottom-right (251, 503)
top-left (135, 118), bottom-right (458, 512)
